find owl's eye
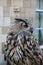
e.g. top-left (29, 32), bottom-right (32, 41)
top-left (23, 25), bottom-right (28, 28)
top-left (21, 22), bottom-right (28, 28)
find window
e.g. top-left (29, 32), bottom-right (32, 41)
top-left (36, 0), bottom-right (43, 45)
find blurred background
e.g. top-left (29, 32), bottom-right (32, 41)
top-left (0, 0), bottom-right (43, 54)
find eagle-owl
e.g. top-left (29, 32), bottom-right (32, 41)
top-left (4, 18), bottom-right (43, 65)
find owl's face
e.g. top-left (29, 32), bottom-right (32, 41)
top-left (9, 18), bottom-right (33, 34)
top-left (15, 20), bottom-right (29, 31)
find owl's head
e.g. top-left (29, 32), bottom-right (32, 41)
top-left (15, 18), bottom-right (33, 34)
top-left (9, 18), bottom-right (33, 34)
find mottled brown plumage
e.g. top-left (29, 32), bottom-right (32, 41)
top-left (4, 18), bottom-right (43, 65)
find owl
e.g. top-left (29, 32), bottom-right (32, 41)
top-left (4, 18), bottom-right (43, 65)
